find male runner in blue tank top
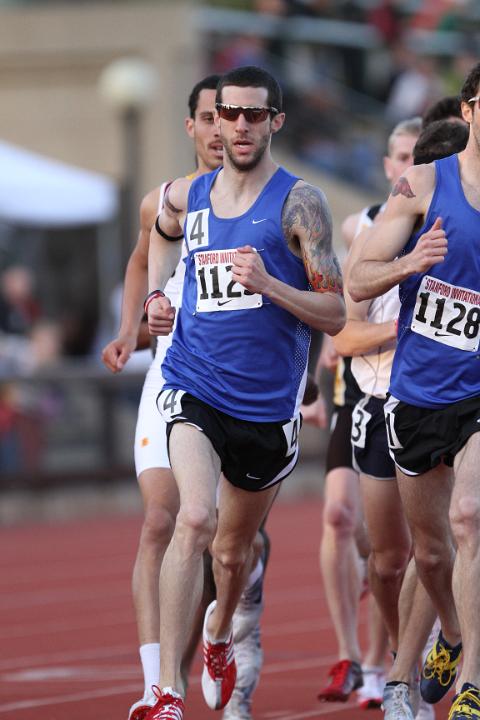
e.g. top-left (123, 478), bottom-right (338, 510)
top-left (349, 62), bottom-right (480, 720)
top-left (143, 65), bottom-right (345, 720)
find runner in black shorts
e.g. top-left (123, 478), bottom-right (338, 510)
top-left (349, 65), bottom-right (480, 720)
top-left (317, 238), bottom-right (389, 704)
top-left (158, 389), bottom-right (301, 492)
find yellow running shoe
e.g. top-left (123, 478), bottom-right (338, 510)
top-left (448, 685), bottom-right (480, 720)
top-left (421, 631), bottom-right (462, 703)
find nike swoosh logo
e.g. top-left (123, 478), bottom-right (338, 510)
top-left (252, 219), bottom-right (267, 224)
top-left (434, 331), bottom-right (450, 337)
top-left (246, 473), bottom-right (262, 480)
top-left (217, 299), bottom-right (232, 306)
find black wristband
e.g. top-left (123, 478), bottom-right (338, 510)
top-left (143, 289), bottom-right (165, 314)
top-left (155, 216), bottom-right (184, 241)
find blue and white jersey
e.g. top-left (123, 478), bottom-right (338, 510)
top-left (161, 166), bottom-right (311, 422)
top-left (390, 153), bottom-right (480, 408)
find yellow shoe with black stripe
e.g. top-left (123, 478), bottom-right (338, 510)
top-left (421, 631), bottom-right (462, 703)
top-left (448, 685), bottom-right (480, 720)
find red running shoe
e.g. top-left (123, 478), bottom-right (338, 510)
top-left (128, 692), bottom-right (156, 720)
top-left (201, 600), bottom-right (237, 710)
top-left (144, 687), bottom-right (184, 720)
top-left (318, 660), bottom-right (363, 702)
top-left (129, 702), bottom-right (154, 720)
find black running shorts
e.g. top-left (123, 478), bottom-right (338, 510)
top-left (351, 395), bottom-right (396, 480)
top-left (325, 404), bottom-right (356, 474)
top-left (156, 389), bottom-right (301, 492)
top-left (384, 393), bottom-right (480, 476)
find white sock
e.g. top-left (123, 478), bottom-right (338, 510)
top-left (245, 558), bottom-right (263, 590)
top-left (139, 643), bottom-right (160, 698)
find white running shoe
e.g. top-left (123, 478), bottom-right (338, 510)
top-left (383, 683), bottom-right (415, 720)
top-left (357, 666), bottom-right (385, 709)
top-left (223, 623), bottom-right (263, 720)
top-left (415, 699), bottom-right (435, 720)
top-left (232, 575), bottom-right (264, 644)
top-left (422, 617), bottom-right (441, 666)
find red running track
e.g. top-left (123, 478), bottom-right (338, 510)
top-left (0, 498), bottom-right (449, 719)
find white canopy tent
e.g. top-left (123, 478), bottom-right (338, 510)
top-left (0, 140), bottom-right (118, 227)
top-left (0, 141), bottom-right (120, 339)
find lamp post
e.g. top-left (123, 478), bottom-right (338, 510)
top-left (98, 57), bottom-right (158, 270)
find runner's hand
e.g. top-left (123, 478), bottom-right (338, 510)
top-left (232, 245), bottom-right (270, 294)
top-left (406, 217), bottom-right (447, 275)
top-left (147, 295), bottom-right (176, 336)
top-left (101, 335), bottom-right (136, 373)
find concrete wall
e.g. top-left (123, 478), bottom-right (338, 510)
top-left (0, 1), bottom-right (203, 195)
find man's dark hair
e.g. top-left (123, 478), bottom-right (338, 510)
top-left (460, 61), bottom-right (480, 107)
top-left (413, 119), bottom-right (468, 165)
top-left (423, 96), bottom-right (462, 127)
top-left (188, 74), bottom-right (221, 118)
top-left (216, 66), bottom-right (283, 112)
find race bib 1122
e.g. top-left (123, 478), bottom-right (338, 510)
top-left (194, 249), bottom-right (263, 313)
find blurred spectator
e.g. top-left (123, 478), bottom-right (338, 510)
top-left (0, 265), bottom-right (40, 335)
top-left (385, 47), bottom-right (443, 125)
top-left (368, 0), bottom-right (403, 45)
top-left (212, 34), bottom-right (275, 75)
top-left (442, 43), bottom-right (479, 95)
top-left (409, 0), bottom-right (466, 31)
top-left (0, 321), bottom-right (63, 475)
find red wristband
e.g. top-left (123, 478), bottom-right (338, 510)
top-left (144, 289), bottom-right (165, 314)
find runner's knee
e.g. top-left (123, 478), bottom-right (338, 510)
top-left (370, 548), bottom-right (408, 583)
top-left (211, 536), bottom-right (251, 575)
top-left (450, 495), bottom-right (480, 547)
top-left (140, 504), bottom-right (176, 549)
top-left (414, 540), bottom-right (452, 578)
top-left (175, 505), bottom-right (216, 552)
top-left (323, 499), bottom-right (357, 537)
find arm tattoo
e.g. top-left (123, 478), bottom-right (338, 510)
top-left (391, 177), bottom-right (416, 199)
top-left (282, 184), bottom-right (343, 294)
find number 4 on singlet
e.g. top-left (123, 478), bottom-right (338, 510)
top-left (186, 209), bottom-right (210, 250)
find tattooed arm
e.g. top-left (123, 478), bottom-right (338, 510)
top-left (348, 164), bottom-right (445, 302)
top-left (232, 181), bottom-right (345, 334)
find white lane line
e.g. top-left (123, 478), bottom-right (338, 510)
top-left (0, 610), bottom-right (368, 670)
top-left (0, 682), bottom-right (143, 713)
top-left (0, 654), bottom-right (342, 712)
top-left (0, 644), bottom-right (133, 671)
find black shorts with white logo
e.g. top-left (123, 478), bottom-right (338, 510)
top-left (326, 404), bottom-right (356, 473)
top-left (351, 395), bottom-right (396, 480)
top-left (384, 393), bottom-right (480, 476)
top-left (157, 389), bottom-right (301, 492)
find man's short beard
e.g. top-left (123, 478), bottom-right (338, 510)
top-left (223, 134), bottom-right (270, 172)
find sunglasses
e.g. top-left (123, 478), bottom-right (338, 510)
top-left (469, 95), bottom-right (480, 107)
top-left (215, 103), bottom-right (279, 123)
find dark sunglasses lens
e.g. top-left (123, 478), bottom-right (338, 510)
top-left (218, 105), bottom-right (271, 123)
top-left (219, 106), bottom-right (241, 121)
top-left (244, 108), bottom-right (269, 123)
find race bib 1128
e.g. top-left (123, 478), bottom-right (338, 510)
top-left (410, 275), bottom-right (480, 352)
